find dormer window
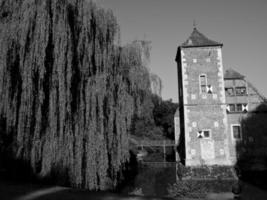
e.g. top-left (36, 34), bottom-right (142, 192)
top-left (225, 86), bottom-right (247, 96)
top-left (235, 87), bottom-right (247, 96)
top-left (225, 87), bottom-right (234, 96)
top-left (199, 74), bottom-right (207, 93)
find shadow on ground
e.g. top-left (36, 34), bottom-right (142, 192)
top-left (2, 177), bottom-right (267, 200)
top-left (0, 177), bottom-right (174, 200)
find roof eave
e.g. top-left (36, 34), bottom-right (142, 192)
top-left (224, 77), bottom-right (244, 80)
top-left (180, 44), bottom-right (223, 48)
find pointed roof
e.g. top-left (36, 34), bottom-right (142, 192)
top-left (224, 68), bottom-right (245, 80)
top-left (224, 68), bottom-right (266, 100)
top-left (180, 28), bottom-right (223, 48)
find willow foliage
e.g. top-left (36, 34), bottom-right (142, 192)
top-left (0, 0), bottom-right (153, 190)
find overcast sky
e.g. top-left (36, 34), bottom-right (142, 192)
top-left (98, 0), bottom-right (267, 102)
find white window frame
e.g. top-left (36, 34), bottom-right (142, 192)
top-left (231, 124), bottom-right (242, 141)
top-left (199, 74), bottom-right (207, 94)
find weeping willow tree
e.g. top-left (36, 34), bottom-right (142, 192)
top-left (0, 0), bottom-right (154, 190)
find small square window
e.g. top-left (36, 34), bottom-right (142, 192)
top-left (229, 104), bottom-right (235, 112)
top-left (203, 130), bottom-right (210, 138)
top-left (225, 87), bottom-right (234, 96)
top-left (197, 130), bottom-right (211, 139)
top-left (236, 104), bottom-right (242, 112)
top-left (235, 87), bottom-right (246, 96)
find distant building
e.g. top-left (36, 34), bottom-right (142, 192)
top-left (174, 27), bottom-right (266, 167)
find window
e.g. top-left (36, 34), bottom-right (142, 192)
top-left (236, 104), bottom-right (242, 112)
top-left (201, 86), bottom-right (206, 93)
top-left (225, 87), bottom-right (234, 96)
top-left (235, 87), bottom-right (246, 96)
top-left (229, 104), bottom-right (235, 112)
top-left (199, 74), bottom-right (207, 93)
top-left (227, 104), bottom-right (248, 113)
top-left (203, 130), bottom-right (210, 138)
top-left (225, 87), bottom-right (247, 96)
top-left (232, 125), bottom-right (242, 140)
top-left (197, 130), bottom-right (211, 139)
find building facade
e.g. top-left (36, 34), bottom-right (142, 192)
top-left (175, 28), bottom-right (266, 167)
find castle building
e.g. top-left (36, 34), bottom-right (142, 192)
top-left (174, 27), bottom-right (266, 167)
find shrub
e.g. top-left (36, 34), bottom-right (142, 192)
top-left (167, 181), bottom-right (207, 198)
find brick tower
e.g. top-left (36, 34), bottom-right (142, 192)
top-left (175, 28), bottom-right (232, 166)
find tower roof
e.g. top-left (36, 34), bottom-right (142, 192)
top-left (180, 28), bottom-right (223, 48)
top-left (224, 68), bottom-right (245, 80)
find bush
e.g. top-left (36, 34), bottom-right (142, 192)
top-left (168, 179), bottom-right (237, 198)
top-left (167, 181), bottom-right (207, 198)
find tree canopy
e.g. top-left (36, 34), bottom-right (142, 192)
top-left (0, 0), bottom-right (158, 190)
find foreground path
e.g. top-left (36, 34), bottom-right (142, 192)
top-left (16, 186), bottom-right (68, 200)
top-left (1, 179), bottom-right (267, 200)
top-left (0, 180), bottom-right (173, 200)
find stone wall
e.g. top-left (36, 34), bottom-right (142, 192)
top-left (179, 46), bottom-right (231, 166)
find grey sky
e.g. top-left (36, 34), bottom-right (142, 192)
top-left (98, 0), bottom-right (267, 102)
